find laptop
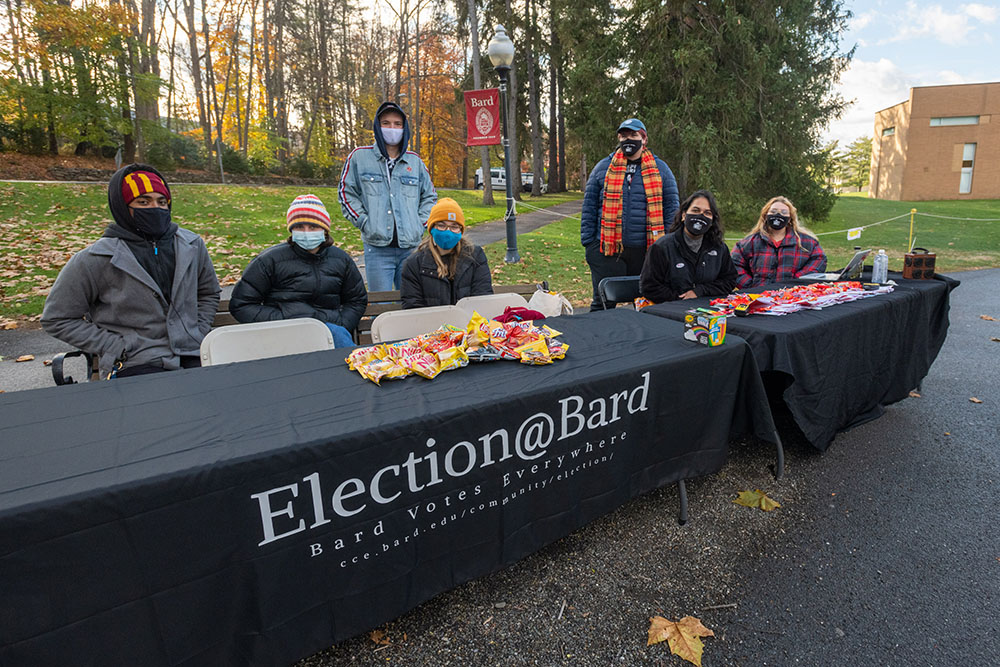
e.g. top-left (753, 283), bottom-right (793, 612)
top-left (799, 249), bottom-right (871, 281)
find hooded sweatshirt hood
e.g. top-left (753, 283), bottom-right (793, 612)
top-left (106, 163), bottom-right (178, 239)
top-left (104, 163), bottom-right (178, 302)
top-left (373, 101), bottom-right (411, 160)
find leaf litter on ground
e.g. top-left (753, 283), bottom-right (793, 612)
top-left (647, 615), bottom-right (715, 666)
top-left (734, 489), bottom-right (781, 511)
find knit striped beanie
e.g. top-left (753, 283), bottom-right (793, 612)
top-left (121, 170), bottom-right (171, 205)
top-left (286, 194), bottom-right (331, 232)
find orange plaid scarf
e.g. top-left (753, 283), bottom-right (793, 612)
top-left (599, 148), bottom-right (665, 256)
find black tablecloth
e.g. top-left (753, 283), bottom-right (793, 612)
top-left (0, 309), bottom-right (775, 666)
top-left (644, 273), bottom-right (957, 450)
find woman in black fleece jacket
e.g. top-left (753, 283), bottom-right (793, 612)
top-left (639, 189), bottom-right (737, 303)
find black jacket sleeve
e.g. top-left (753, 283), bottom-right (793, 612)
top-left (693, 244), bottom-right (738, 298)
top-left (331, 259), bottom-right (368, 331)
top-left (469, 246), bottom-right (494, 297)
top-left (313, 256), bottom-right (368, 330)
top-left (639, 241), bottom-right (680, 303)
top-left (400, 252), bottom-right (427, 309)
top-left (229, 254), bottom-right (285, 323)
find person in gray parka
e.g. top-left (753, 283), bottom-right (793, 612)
top-left (41, 164), bottom-right (220, 378)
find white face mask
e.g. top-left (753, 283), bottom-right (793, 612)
top-left (381, 127), bottom-right (404, 146)
top-left (292, 230), bottom-right (325, 250)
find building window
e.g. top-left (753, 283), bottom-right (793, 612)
top-left (959, 143), bottom-right (976, 194)
top-left (930, 116), bottom-right (979, 126)
top-left (881, 127), bottom-right (895, 136)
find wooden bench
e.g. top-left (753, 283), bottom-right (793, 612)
top-left (52, 282), bottom-right (542, 383)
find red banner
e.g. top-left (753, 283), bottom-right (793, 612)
top-left (464, 88), bottom-right (502, 146)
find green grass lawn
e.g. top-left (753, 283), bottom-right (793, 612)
top-left (2, 185), bottom-right (997, 321)
top-left (488, 195), bottom-right (1000, 309)
top-left (484, 216), bottom-right (593, 308)
top-left (0, 182), bottom-right (581, 320)
top-left (781, 195), bottom-right (1000, 274)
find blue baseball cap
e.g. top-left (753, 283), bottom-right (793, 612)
top-left (617, 118), bottom-right (646, 134)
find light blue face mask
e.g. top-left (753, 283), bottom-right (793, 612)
top-left (430, 228), bottom-right (462, 250)
top-left (292, 230), bottom-right (326, 250)
top-left (381, 127), bottom-right (404, 146)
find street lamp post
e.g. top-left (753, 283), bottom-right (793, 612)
top-left (487, 24), bottom-right (519, 264)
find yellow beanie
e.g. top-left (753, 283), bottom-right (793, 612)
top-left (426, 197), bottom-right (465, 231)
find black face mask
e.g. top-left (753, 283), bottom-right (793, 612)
top-left (619, 138), bottom-right (643, 158)
top-left (684, 213), bottom-right (712, 236)
top-left (766, 213), bottom-right (790, 231)
top-left (130, 206), bottom-right (173, 239)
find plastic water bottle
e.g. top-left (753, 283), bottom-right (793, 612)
top-left (873, 249), bottom-right (889, 284)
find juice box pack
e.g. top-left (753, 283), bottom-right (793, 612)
top-left (683, 308), bottom-right (727, 347)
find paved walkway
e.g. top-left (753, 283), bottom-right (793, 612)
top-left (351, 199), bottom-right (582, 279)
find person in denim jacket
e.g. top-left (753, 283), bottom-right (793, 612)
top-left (338, 101), bottom-right (437, 291)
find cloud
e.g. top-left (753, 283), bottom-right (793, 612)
top-left (823, 58), bottom-right (915, 145)
top-left (850, 11), bottom-right (876, 31)
top-left (880, 2), bottom-right (1000, 46)
top-left (822, 58), bottom-right (986, 146)
top-left (962, 3), bottom-right (999, 22)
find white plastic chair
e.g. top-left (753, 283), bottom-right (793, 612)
top-left (455, 293), bottom-right (529, 320)
top-left (200, 318), bottom-right (335, 366)
top-left (370, 305), bottom-right (469, 343)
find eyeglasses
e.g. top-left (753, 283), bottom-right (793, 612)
top-left (433, 222), bottom-right (462, 232)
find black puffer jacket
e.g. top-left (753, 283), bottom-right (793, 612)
top-left (639, 230), bottom-right (737, 303)
top-left (230, 241), bottom-right (368, 330)
top-left (400, 244), bottom-right (493, 308)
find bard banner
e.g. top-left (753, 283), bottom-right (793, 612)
top-left (464, 88), bottom-right (501, 146)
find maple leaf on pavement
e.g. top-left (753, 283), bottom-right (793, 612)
top-left (734, 489), bottom-right (781, 511)
top-left (648, 615), bottom-right (715, 666)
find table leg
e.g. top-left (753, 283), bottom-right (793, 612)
top-left (772, 431), bottom-right (785, 480)
top-left (677, 480), bottom-right (688, 525)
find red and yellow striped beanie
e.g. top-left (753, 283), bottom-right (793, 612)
top-left (286, 194), bottom-right (332, 232)
top-left (121, 170), bottom-right (171, 206)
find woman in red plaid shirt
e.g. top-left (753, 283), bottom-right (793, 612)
top-left (731, 196), bottom-right (827, 287)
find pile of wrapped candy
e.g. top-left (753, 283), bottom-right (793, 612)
top-left (346, 312), bottom-right (568, 384)
top-left (709, 281), bottom-right (894, 316)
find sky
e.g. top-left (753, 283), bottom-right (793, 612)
top-left (825, 0), bottom-right (1000, 146)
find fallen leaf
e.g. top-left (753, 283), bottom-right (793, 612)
top-left (369, 629), bottom-right (390, 646)
top-left (43, 359), bottom-right (52, 366)
top-left (1, 321), bottom-right (17, 330)
top-left (734, 489), bottom-right (781, 511)
top-left (969, 397), bottom-right (983, 404)
top-left (908, 390), bottom-right (922, 398)
top-left (648, 615), bottom-right (715, 666)
top-left (981, 315), bottom-right (996, 321)
top-left (991, 337), bottom-right (1000, 343)
top-left (15, 354), bottom-right (35, 362)
top-left (944, 432), bottom-right (951, 436)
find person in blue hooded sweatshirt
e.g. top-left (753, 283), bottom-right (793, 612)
top-left (338, 101), bottom-right (437, 292)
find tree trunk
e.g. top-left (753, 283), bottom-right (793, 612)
top-left (547, 7), bottom-right (560, 193)
top-left (526, 0), bottom-right (543, 197)
top-left (467, 0), bottom-right (493, 204)
top-left (504, 0), bottom-right (522, 201)
top-left (243, 0), bottom-right (257, 156)
top-left (184, 0), bottom-right (212, 155)
top-left (201, 0), bottom-right (222, 168)
top-left (557, 60), bottom-right (566, 191)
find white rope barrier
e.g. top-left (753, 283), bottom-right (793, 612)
top-left (915, 212), bottom-right (1000, 222)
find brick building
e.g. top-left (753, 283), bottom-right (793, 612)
top-left (869, 82), bottom-right (999, 200)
